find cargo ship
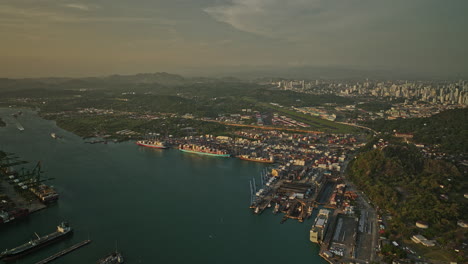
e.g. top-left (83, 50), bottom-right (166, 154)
top-left (0, 222), bottom-right (72, 261)
top-left (97, 251), bottom-right (124, 264)
top-left (30, 184), bottom-right (59, 203)
top-left (179, 144), bottom-right (230, 158)
top-left (310, 209), bottom-right (331, 243)
top-left (136, 140), bottom-right (168, 149)
top-left (238, 155), bottom-right (274, 163)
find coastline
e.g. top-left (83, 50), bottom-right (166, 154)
top-left (0, 108), bottom-right (327, 263)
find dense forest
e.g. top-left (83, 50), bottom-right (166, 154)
top-left (347, 141), bottom-right (466, 260)
top-left (49, 115), bottom-right (231, 139)
top-left (0, 75), bottom-right (361, 134)
top-left (365, 108), bottom-right (468, 154)
top-left (0, 76), bottom-right (354, 115)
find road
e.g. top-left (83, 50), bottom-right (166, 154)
top-left (340, 158), bottom-right (379, 263)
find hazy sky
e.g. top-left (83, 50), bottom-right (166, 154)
top-left (0, 0), bottom-right (467, 77)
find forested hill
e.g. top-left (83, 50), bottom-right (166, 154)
top-left (347, 142), bottom-right (466, 260)
top-left (365, 108), bottom-right (468, 154)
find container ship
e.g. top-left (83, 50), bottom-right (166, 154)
top-left (136, 140), bottom-right (168, 149)
top-left (238, 155), bottom-right (274, 163)
top-left (97, 251), bottom-right (124, 264)
top-left (310, 209), bottom-right (331, 244)
top-left (0, 222), bottom-right (72, 261)
top-left (179, 144), bottom-right (230, 158)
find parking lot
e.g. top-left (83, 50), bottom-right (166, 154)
top-left (329, 214), bottom-right (357, 258)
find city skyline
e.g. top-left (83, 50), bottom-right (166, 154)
top-left (1, 0), bottom-right (467, 78)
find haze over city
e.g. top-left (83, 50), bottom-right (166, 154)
top-left (1, 0), bottom-right (467, 78)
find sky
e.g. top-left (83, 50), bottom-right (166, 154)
top-left (0, 0), bottom-right (467, 78)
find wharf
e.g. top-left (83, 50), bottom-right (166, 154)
top-left (35, 240), bottom-right (92, 264)
top-left (0, 180), bottom-right (46, 213)
top-left (256, 197), bottom-right (273, 213)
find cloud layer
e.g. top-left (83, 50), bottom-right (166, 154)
top-left (204, 0), bottom-right (378, 40)
top-left (0, 0), bottom-right (466, 77)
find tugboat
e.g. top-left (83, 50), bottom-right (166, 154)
top-left (0, 222), bottom-right (72, 261)
top-left (97, 251), bottom-right (124, 264)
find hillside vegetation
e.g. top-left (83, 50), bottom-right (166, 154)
top-left (347, 141), bottom-right (467, 261)
top-left (365, 108), bottom-right (468, 154)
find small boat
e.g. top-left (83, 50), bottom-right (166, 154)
top-left (16, 123), bottom-right (24, 131)
top-left (97, 251), bottom-right (124, 264)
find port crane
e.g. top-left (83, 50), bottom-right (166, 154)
top-left (13, 162), bottom-right (55, 189)
top-left (0, 153), bottom-right (28, 172)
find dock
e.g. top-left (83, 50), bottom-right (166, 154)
top-left (35, 240), bottom-right (92, 264)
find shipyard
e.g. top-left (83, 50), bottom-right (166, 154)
top-left (0, 111), bottom-right (378, 263)
top-left (135, 129), bottom-right (380, 264)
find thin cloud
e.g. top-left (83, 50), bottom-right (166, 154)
top-left (0, 4), bottom-right (165, 24)
top-left (64, 4), bottom-right (93, 11)
top-left (203, 0), bottom-right (388, 40)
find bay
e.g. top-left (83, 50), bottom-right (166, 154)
top-left (0, 108), bottom-right (325, 264)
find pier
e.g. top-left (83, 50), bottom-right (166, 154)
top-left (35, 240), bottom-right (92, 264)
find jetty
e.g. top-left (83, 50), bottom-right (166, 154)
top-left (35, 240), bottom-right (92, 264)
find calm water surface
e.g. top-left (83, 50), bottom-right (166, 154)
top-left (0, 109), bottom-right (325, 264)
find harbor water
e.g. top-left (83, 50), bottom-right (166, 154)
top-left (0, 109), bottom-right (326, 264)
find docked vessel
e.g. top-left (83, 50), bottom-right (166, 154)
top-left (136, 140), bottom-right (168, 149)
top-left (273, 203), bottom-right (280, 214)
top-left (179, 144), bottom-right (230, 158)
top-left (310, 209), bottom-right (331, 243)
top-left (97, 251), bottom-right (124, 264)
top-left (0, 208), bottom-right (29, 225)
top-left (30, 184), bottom-right (59, 203)
top-left (238, 155), bottom-right (274, 163)
top-left (0, 222), bottom-right (72, 261)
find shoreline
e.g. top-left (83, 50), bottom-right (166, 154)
top-left (1, 107), bottom-right (352, 263)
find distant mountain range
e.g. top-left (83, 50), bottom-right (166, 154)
top-left (177, 65), bottom-right (468, 80)
top-left (0, 66), bottom-right (466, 92)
